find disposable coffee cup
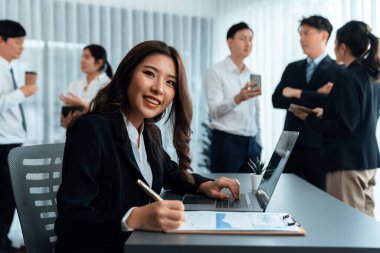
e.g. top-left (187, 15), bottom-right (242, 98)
top-left (25, 71), bottom-right (37, 85)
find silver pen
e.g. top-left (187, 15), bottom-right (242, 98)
top-left (137, 179), bottom-right (163, 201)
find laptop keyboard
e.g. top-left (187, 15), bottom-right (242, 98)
top-left (216, 194), bottom-right (250, 208)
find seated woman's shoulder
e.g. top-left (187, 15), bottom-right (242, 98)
top-left (69, 112), bottom-right (110, 131)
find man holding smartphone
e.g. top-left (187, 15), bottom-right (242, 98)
top-left (204, 22), bottom-right (262, 173)
top-left (272, 15), bottom-right (342, 190)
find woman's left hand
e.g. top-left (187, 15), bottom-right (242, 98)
top-left (59, 92), bottom-right (88, 110)
top-left (198, 177), bottom-right (240, 200)
top-left (291, 107), bottom-right (309, 121)
top-left (313, 107), bottom-right (324, 118)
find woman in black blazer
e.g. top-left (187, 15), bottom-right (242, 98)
top-left (54, 41), bottom-right (240, 253)
top-left (301, 21), bottom-right (380, 217)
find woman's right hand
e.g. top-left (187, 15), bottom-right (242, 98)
top-left (126, 200), bottom-right (186, 231)
top-left (60, 111), bottom-right (74, 129)
top-left (60, 110), bottom-right (83, 129)
top-left (313, 107), bottom-right (324, 118)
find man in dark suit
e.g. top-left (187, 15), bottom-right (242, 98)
top-left (272, 15), bottom-right (342, 190)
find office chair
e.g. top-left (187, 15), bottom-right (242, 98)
top-left (8, 143), bottom-right (65, 253)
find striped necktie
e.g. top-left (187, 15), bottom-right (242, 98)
top-left (10, 68), bottom-right (27, 131)
top-left (306, 61), bottom-right (316, 83)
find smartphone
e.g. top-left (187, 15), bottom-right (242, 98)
top-left (250, 74), bottom-right (262, 88)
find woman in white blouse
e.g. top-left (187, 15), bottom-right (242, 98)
top-left (59, 44), bottom-right (113, 127)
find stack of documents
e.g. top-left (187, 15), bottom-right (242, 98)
top-left (167, 211), bottom-right (305, 235)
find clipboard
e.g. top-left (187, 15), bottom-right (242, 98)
top-left (166, 211), bottom-right (306, 235)
top-left (288, 103), bottom-right (315, 114)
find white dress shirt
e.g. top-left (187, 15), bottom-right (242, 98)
top-left (0, 56), bottom-right (26, 144)
top-left (306, 51), bottom-right (328, 71)
top-left (124, 117), bottom-right (153, 187)
top-left (204, 56), bottom-right (261, 145)
top-left (121, 114), bottom-right (153, 231)
top-left (67, 72), bottom-right (110, 104)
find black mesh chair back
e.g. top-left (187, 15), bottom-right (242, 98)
top-left (8, 143), bottom-right (64, 253)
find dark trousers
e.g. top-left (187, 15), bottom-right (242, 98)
top-left (0, 144), bottom-right (21, 252)
top-left (283, 146), bottom-right (325, 190)
top-left (210, 130), bottom-right (261, 173)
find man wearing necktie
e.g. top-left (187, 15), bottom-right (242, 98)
top-left (272, 15), bottom-right (342, 190)
top-left (0, 20), bottom-right (37, 253)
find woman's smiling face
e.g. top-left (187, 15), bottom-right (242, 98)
top-left (127, 53), bottom-right (177, 128)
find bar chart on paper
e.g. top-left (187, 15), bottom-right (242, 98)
top-left (167, 211), bottom-right (305, 235)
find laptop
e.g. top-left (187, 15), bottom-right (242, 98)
top-left (182, 131), bottom-right (299, 212)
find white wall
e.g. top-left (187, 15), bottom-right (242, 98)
top-left (55, 0), bottom-right (218, 17)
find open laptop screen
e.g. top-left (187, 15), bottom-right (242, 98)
top-left (256, 131), bottom-right (299, 209)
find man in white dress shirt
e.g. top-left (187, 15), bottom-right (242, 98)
top-left (204, 22), bottom-right (262, 173)
top-left (0, 20), bottom-right (37, 253)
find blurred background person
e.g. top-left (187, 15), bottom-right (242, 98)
top-left (272, 15), bottom-right (342, 190)
top-left (0, 19), bottom-right (37, 253)
top-left (59, 44), bottom-right (112, 128)
top-left (204, 22), bottom-right (262, 173)
top-left (306, 21), bottom-right (380, 217)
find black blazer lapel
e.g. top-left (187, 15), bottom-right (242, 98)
top-left (308, 55), bottom-right (332, 87)
top-left (109, 111), bottom-right (144, 181)
top-left (300, 59), bottom-right (308, 86)
top-left (143, 125), bottom-right (164, 194)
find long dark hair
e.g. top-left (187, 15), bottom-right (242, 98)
top-left (90, 40), bottom-right (193, 180)
top-left (336, 21), bottom-right (380, 80)
top-left (84, 44), bottom-right (113, 78)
